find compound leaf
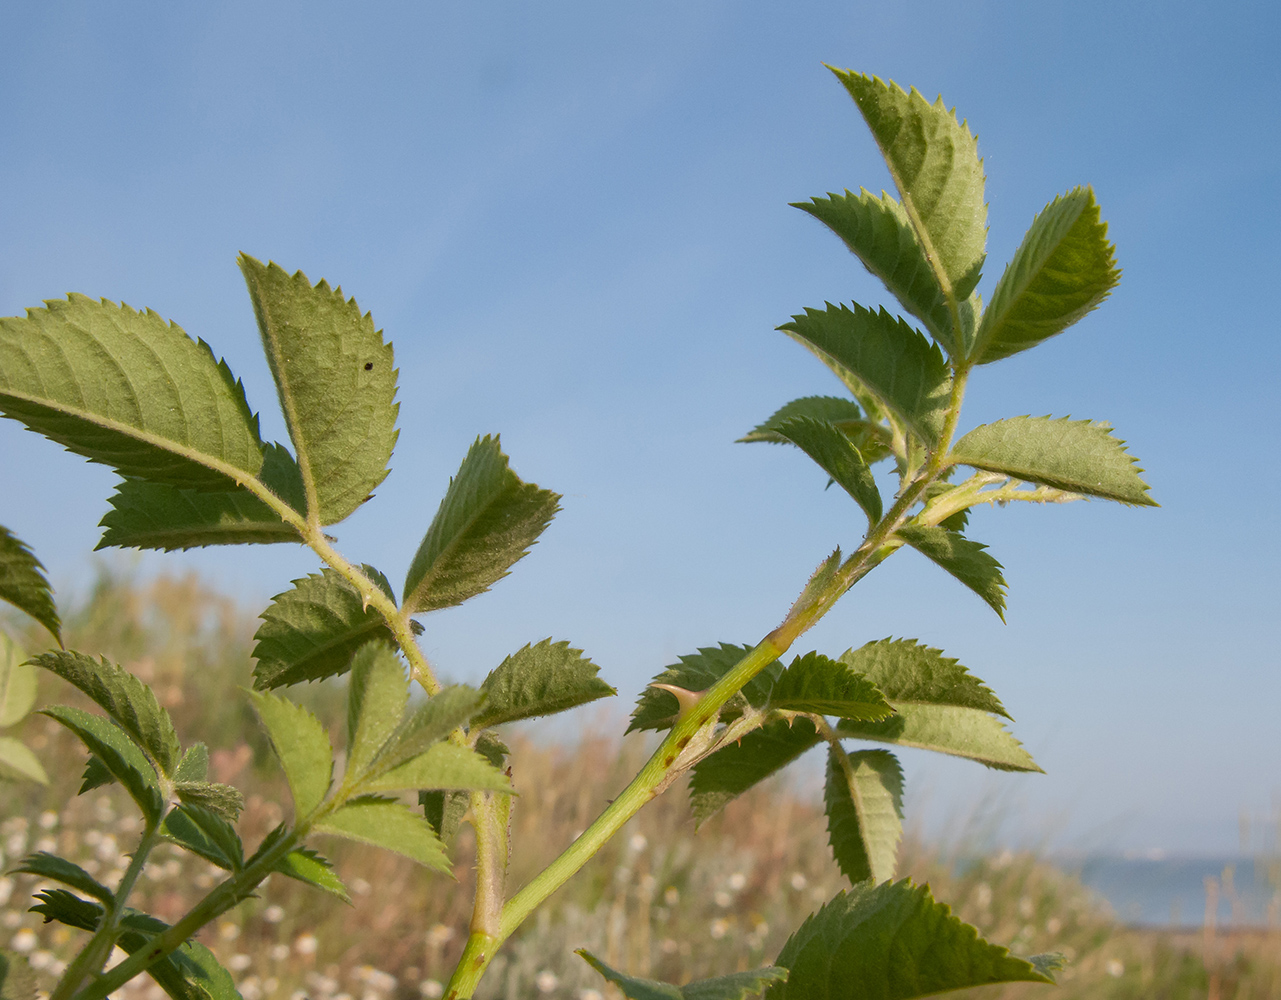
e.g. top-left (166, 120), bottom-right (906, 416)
top-left (345, 642), bottom-right (409, 785)
top-left (832, 71), bottom-right (988, 316)
top-left (770, 418), bottom-right (883, 524)
top-left (41, 705), bottom-right (163, 821)
top-left (765, 879), bottom-right (1053, 1000)
top-left (240, 256), bottom-right (398, 525)
top-left (403, 436), bottom-right (559, 614)
top-left (0, 295), bottom-right (264, 490)
top-left (0, 635), bottom-right (38, 728)
top-left (630, 644), bottom-right (783, 734)
top-left (314, 795), bottom-right (449, 871)
top-left (0, 528), bottom-right (60, 641)
top-left (578, 950), bottom-right (787, 1000)
top-left (824, 749), bottom-right (904, 884)
top-left (272, 846), bottom-right (349, 901)
top-left (247, 690), bottom-right (332, 818)
top-left (973, 187), bottom-right (1118, 364)
top-left (781, 304), bottom-right (950, 445)
top-left (253, 566), bottom-right (397, 689)
top-left (0, 738), bottom-right (47, 785)
top-left (838, 639), bottom-right (1008, 717)
top-left (950, 416), bottom-right (1154, 506)
top-left (362, 742), bottom-right (510, 794)
top-left (13, 852), bottom-right (114, 905)
top-left (31, 650), bottom-right (180, 775)
top-left (895, 525), bottom-right (1006, 619)
top-left (837, 705), bottom-right (1039, 772)
top-left (474, 639), bottom-right (615, 728)
top-left (161, 804), bottom-right (244, 871)
top-left (689, 717), bottom-right (823, 824)
top-left (768, 652), bottom-right (892, 721)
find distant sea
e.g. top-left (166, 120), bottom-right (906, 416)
top-left (1069, 854), bottom-right (1280, 928)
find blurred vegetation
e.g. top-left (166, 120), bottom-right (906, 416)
top-left (0, 570), bottom-right (1277, 1000)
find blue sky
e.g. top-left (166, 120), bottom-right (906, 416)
top-left (2, 2), bottom-right (1277, 854)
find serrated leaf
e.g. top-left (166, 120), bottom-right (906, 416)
top-left (770, 418), bottom-right (883, 524)
top-left (247, 691), bottom-right (332, 818)
top-left (795, 190), bottom-right (957, 355)
top-left (0, 528), bottom-right (60, 641)
top-left (973, 188), bottom-right (1118, 364)
top-left (832, 71), bottom-right (988, 317)
top-left (80, 755), bottom-right (114, 793)
top-left (252, 566), bottom-right (397, 689)
top-left (824, 749), bottom-right (904, 884)
top-left (630, 644), bottom-right (783, 734)
top-left (31, 650), bottom-right (180, 774)
top-left (240, 256), bottom-right (398, 525)
top-left (0, 951), bottom-right (37, 1000)
top-left (0, 295), bottom-right (264, 490)
top-left (766, 879), bottom-right (1052, 1000)
top-left (362, 742), bottom-right (510, 794)
top-left (1028, 953), bottom-right (1066, 980)
top-left (375, 685), bottom-right (484, 771)
top-left (838, 639), bottom-right (1008, 717)
top-left (272, 847), bottom-right (349, 901)
top-left (403, 436), bottom-right (559, 614)
top-left (0, 738), bottom-right (47, 784)
top-left (739, 396), bottom-right (891, 464)
top-left (13, 852), bottom-right (114, 905)
top-left (688, 717), bottom-right (823, 824)
top-left (29, 888), bottom-right (100, 931)
top-left (837, 705), bottom-right (1039, 772)
top-left (421, 789), bottom-right (469, 844)
top-left (950, 416), bottom-right (1154, 506)
top-left (97, 443), bottom-right (306, 551)
top-left (161, 804), bottom-right (244, 871)
top-left (578, 950), bottom-right (787, 1000)
top-left (41, 705), bottom-right (163, 821)
top-left (474, 639), bottom-right (614, 728)
top-left (895, 525), bottom-right (1006, 618)
top-left (174, 743), bottom-right (209, 782)
top-left (175, 781), bottom-right (245, 821)
top-left (781, 304), bottom-right (950, 445)
top-left (345, 642), bottom-right (409, 785)
top-left (0, 635), bottom-right (38, 728)
top-left (768, 652), bottom-right (891, 721)
top-left (315, 796), bottom-right (449, 870)
top-left (118, 912), bottom-right (243, 1000)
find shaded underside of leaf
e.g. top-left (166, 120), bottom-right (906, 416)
top-left (837, 638), bottom-right (1008, 717)
top-left (895, 525), bottom-right (1006, 619)
top-left (14, 852), bottom-right (114, 904)
top-left (781, 303), bottom-right (950, 445)
top-left (174, 780), bottom-right (245, 821)
top-left (630, 643), bottom-right (782, 733)
top-left (770, 417), bottom-right (883, 524)
top-left (768, 652), bottom-right (892, 721)
top-left (0, 294), bottom-right (264, 489)
top-left (950, 416), bottom-right (1154, 505)
top-left (161, 804), bottom-right (244, 872)
top-left (837, 703), bottom-right (1040, 772)
top-left (824, 748), bottom-right (904, 884)
top-left (689, 717), bottom-right (823, 824)
top-left (252, 566), bottom-right (396, 689)
top-left (314, 795), bottom-right (449, 871)
top-left (40, 704), bottom-right (164, 821)
top-left (403, 435), bottom-right (559, 614)
top-left (240, 256), bottom-right (398, 525)
top-left (0, 527), bottom-right (60, 641)
top-left (766, 879), bottom-right (1052, 1000)
top-left (578, 949), bottom-right (787, 1000)
top-left (474, 638), bottom-right (615, 728)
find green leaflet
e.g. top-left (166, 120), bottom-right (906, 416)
top-left (794, 190), bottom-right (955, 354)
top-left (837, 705), bottom-right (1040, 772)
top-left (824, 749), bottom-right (904, 885)
top-left (0, 738), bottom-right (47, 784)
top-left (30, 888), bottom-right (100, 931)
top-left (116, 912), bottom-right (242, 1000)
top-left (97, 443), bottom-right (307, 551)
top-left (770, 418), bottom-right (883, 525)
top-left (578, 950), bottom-right (787, 1000)
top-left (473, 638), bottom-right (615, 728)
top-left (765, 879), bottom-right (1053, 1000)
top-left (0, 527), bottom-right (60, 641)
top-left (247, 691), bottom-right (333, 818)
top-left (79, 755), bottom-right (114, 794)
top-left (361, 742), bottom-right (510, 794)
top-left (13, 852), bottom-right (114, 905)
top-left (161, 805), bottom-right (244, 872)
top-left (781, 304), bottom-right (950, 445)
top-left (688, 717), bottom-right (822, 824)
top-left (768, 652), bottom-right (892, 721)
top-left (630, 643), bottom-right (783, 733)
top-left (972, 187), bottom-right (1118, 364)
top-left (739, 396), bottom-right (892, 467)
top-left (314, 795), bottom-right (449, 871)
top-left (345, 642), bottom-right (409, 785)
top-left (240, 256), bottom-right (399, 525)
top-left (0, 635), bottom-right (38, 728)
top-left (375, 684), bottom-right (485, 771)
top-left (0, 295), bottom-right (264, 490)
top-left (421, 732), bottom-right (506, 843)
top-left (41, 705), bottom-right (164, 822)
top-left (895, 525), bottom-right (1006, 619)
top-left (832, 71), bottom-right (988, 315)
top-left (402, 435), bottom-right (560, 614)
top-left (950, 416), bottom-right (1155, 506)
top-left (173, 743), bottom-right (209, 782)
top-left (252, 565), bottom-right (397, 689)
top-left (273, 846), bottom-right (350, 901)
top-left (0, 950), bottom-right (37, 1000)
top-left (174, 781), bottom-right (245, 821)
top-left (838, 639), bottom-right (1008, 717)
top-left (31, 650), bottom-right (180, 775)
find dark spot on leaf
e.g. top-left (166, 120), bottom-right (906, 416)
top-left (364, 362), bottom-right (373, 371)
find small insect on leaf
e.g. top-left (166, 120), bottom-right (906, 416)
top-left (364, 362), bottom-right (373, 371)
